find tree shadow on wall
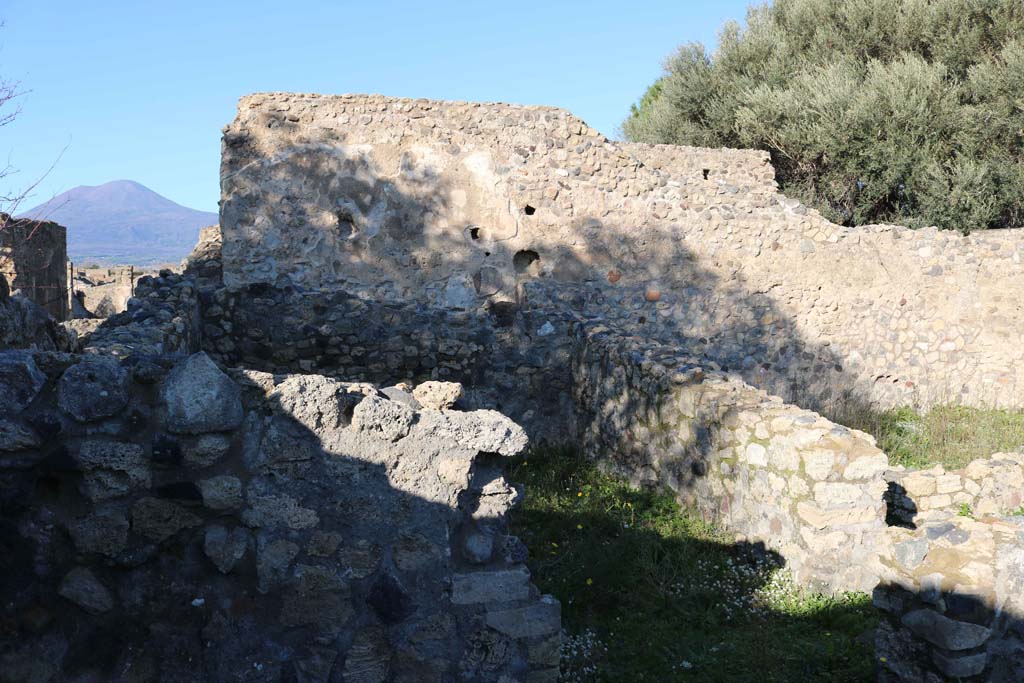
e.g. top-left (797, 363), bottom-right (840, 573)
top-left (219, 119), bottom-right (889, 423)
top-left (0, 357), bottom-right (546, 682)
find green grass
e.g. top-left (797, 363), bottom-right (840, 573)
top-left (833, 404), bottom-right (1024, 470)
top-left (509, 447), bottom-right (876, 682)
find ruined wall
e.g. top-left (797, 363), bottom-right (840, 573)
top-left (876, 517), bottom-right (1024, 682)
top-left (0, 216), bottom-right (68, 321)
top-left (887, 453), bottom-right (1024, 526)
top-left (571, 322), bottom-right (890, 593)
top-left (219, 93), bottom-right (1024, 411)
top-left (0, 348), bottom-right (559, 682)
top-left (70, 266), bottom-right (135, 319)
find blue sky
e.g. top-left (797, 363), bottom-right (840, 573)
top-left (1, 0), bottom-right (750, 213)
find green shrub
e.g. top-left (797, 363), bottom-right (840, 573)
top-left (624, 0), bottom-right (1024, 233)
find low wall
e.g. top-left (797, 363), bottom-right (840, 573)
top-left (0, 349), bottom-right (559, 681)
top-left (888, 454), bottom-right (1024, 526)
top-left (876, 517), bottom-right (1024, 682)
top-left (571, 323), bottom-right (890, 592)
top-left (196, 281), bottom-right (577, 444)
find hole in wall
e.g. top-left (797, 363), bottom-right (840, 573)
top-left (336, 210), bottom-right (356, 239)
top-left (513, 250), bottom-right (540, 275)
top-left (523, 205), bottom-right (536, 216)
top-left (885, 481), bottom-right (917, 529)
top-left (702, 169), bottom-right (710, 180)
top-left (469, 227), bottom-right (481, 240)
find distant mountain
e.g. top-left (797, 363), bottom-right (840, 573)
top-left (18, 180), bottom-right (217, 266)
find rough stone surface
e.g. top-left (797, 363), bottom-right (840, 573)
top-left (203, 524), bottom-right (249, 573)
top-left (163, 352), bottom-right (243, 434)
top-left (131, 497), bottom-right (203, 542)
top-left (0, 418), bottom-right (40, 452)
top-left (352, 394), bottom-right (414, 442)
top-left (75, 440), bottom-right (151, 500)
top-left (58, 567), bottom-right (114, 614)
top-left (57, 356), bottom-right (129, 422)
top-left (0, 352), bottom-right (46, 415)
top-left (412, 380), bottom-right (463, 410)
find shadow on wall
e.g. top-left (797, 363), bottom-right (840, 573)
top-left (0, 352), bottom-right (556, 681)
top-left (218, 132), bottom-right (887, 425)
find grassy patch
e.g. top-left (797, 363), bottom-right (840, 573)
top-left (833, 404), bottom-right (1024, 470)
top-left (509, 447), bottom-right (876, 682)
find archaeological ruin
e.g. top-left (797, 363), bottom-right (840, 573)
top-left (2, 93), bottom-right (1024, 681)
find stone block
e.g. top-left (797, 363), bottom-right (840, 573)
top-left (131, 497), bottom-right (202, 542)
top-left (485, 597), bottom-right (560, 639)
top-left (199, 475), bottom-right (243, 510)
top-left (163, 352), bottom-right (243, 434)
top-left (59, 567), bottom-right (114, 614)
top-left (901, 609), bottom-right (991, 651)
top-left (58, 356), bottom-right (129, 423)
top-left (0, 352), bottom-right (46, 416)
top-left (931, 649), bottom-right (988, 678)
top-left (452, 567), bottom-right (531, 605)
top-left (76, 440), bottom-right (151, 500)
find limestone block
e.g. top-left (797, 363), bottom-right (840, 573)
top-left (802, 450), bottom-right (835, 481)
top-left (813, 482), bottom-right (865, 508)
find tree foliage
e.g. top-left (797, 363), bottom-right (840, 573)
top-left (623, 0), bottom-right (1024, 232)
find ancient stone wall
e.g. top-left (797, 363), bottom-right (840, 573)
top-left (220, 93), bottom-right (1024, 411)
top-left (0, 216), bottom-right (68, 321)
top-left (876, 516), bottom-right (1024, 682)
top-left (572, 322), bottom-right (891, 592)
top-left (0, 348), bottom-right (559, 681)
top-left (887, 453), bottom-right (1024, 527)
top-left (69, 265), bottom-right (136, 319)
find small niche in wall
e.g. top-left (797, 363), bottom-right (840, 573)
top-left (469, 227), bottom-right (482, 240)
top-left (513, 249), bottom-right (541, 275)
top-left (702, 169), bottom-right (710, 180)
top-left (523, 204), bottom-right (536, 216)
top-left (336, 210), bottom-right (356, 239)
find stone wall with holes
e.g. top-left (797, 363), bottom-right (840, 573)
top-left (219, 93), bottom-right (1024, 411)
top-left (571, 322), bottom-right (891, 593)
top-left (875, 516), bottom-right (1024, 682)
top-left (886, 453), bottom-right (1024, 526)
top-left (0, 216), bottom-right (68, 321)
top-left (0, 347), bottom-right (559, 682)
